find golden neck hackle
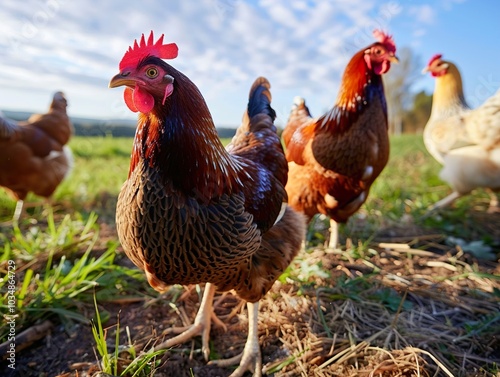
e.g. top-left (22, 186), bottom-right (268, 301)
top-left (431, 62), bottom-right (468, 116)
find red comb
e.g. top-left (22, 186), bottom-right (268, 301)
top-left (427, 54), bottom-right (443, 66)
top-left (119, 31), bottom-right (178, 70)
top-left (373, 29), bottom-right (396, 54)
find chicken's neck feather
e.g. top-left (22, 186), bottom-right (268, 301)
top-left (430, 63), bottom-right (469, 119)
top-left (318, 50), bottom-right (386, 132)
top-left (129, 75), bottom-right (243, 201)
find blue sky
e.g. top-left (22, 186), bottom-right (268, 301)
top-left (0, 0), bottom-right (499, 127)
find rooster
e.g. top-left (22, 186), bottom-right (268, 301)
top-left (0, 92), bottom-right (73, 221)
top-left (283, 30), bottom-right (398, 248)
top-left (423, 54), bottom-right (500, 212)
top-left (109, 32), bottom-right (305, 377)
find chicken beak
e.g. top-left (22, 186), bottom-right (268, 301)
top-left (421, 66), bottom-right (430, 74)
top-left (109, 73), bottom-right (136, 89)
top-left (389, 54), bottom-right (399, 64)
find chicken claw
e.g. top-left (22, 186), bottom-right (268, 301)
top-left (154, 283), bottom-right (216, 360)
top-left (209, 301), bottom-right (262, 377)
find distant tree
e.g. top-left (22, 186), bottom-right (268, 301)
top-left (402, 90), bottom-right (433, 133)
top-left (383, 47), bottom-right (422, 135)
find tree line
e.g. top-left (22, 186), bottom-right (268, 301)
top-left (384, 46), bottom-right (433, 135)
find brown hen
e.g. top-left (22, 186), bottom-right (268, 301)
top-left (283, 30), bottom-right (398, 248)
top-left (110, 32), bottom-right (305, 377)
top-left (0, 92), bottom-right (73, 221)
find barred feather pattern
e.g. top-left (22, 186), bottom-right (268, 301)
top-left (117, 155), bottom-right (305, 302)
top-left (117, 162), bottom-right (261, 292)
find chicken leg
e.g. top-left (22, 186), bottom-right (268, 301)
top-left (328, 219), bottom-right (338, 249)
top-left (13, 200), bottom-right (25, 223)
top-left (486, 188), bottom-right (499, 213)
top-left (155, 283), bottom-right (263, 377)
top-left (154, 282), bottom-right (216, 360)
top-left (427, 191), bottom-right (461, 213)
top-left (209, 301), bottom-right (262, 377)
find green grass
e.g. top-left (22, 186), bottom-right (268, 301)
top-left (91, 295), bottom-right (166, 377)
top-left (0, 211), bottom-right (148, 333)
top-left (0, 203), bottom-right (155, 376)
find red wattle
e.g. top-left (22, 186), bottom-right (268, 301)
top-left (124, 88), bottom-right (138, 112)
top-left (123, 86), bottom-right (155, 113)
top-left (374, 61), bottom-right (390, 75)
top-left (133, 86), bottom-right (155, 113)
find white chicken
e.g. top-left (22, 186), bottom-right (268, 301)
top-left (423, 54), bottom-right (500, 211)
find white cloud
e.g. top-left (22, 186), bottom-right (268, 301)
top-left (440, 0), bottom-right (467, 10)
top-left (412, 29), bottom-right (427, 38)
top-left (409, 5), bottom-right (436, 25)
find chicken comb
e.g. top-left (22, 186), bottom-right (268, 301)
top-left (119, 31), bottom-right (178, 70)
top-left (372, 29), bottom-right (396, 53)
top-left (427, 54), bottom-right (443, 66)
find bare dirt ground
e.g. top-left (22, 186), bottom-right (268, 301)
top-left (2, 207), bottom-right (500, 377)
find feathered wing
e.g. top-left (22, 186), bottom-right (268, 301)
top-left (423, 114), bottom-right (470, 164)
top-left (29, 147), bottom-right (72, 198)
top-left (232, 205), bottom-right (305, 302)
top-left (285, 98), bottom-right (389, 223)
top-left (464, 88), bottom-right (500, 150)
top-left (424, 89), bottom-right (500, 164)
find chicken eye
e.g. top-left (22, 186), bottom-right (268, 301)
top-left (374, 48), bottom-right (383, 55)
top-left (146, 67), bottom-right (158, 78)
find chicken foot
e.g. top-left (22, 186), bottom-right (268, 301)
top-left (154, 282), bottom-right (216, 360)
top-left (154, 285), bottom-right (263, 376)
top-left (209, 301), bottom-right (262, 377)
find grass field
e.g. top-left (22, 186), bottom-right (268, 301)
top-left (1, 134), bottom-right (499, 377)
top-left (1, 134), bottom-right (491, 234)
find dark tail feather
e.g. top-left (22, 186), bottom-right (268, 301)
top-left (227, 76), bottom-right (286, 186)
top-left (226, 77), bottom-right (288, 233)
top-left (247, 77), bottom-right (276, 123)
